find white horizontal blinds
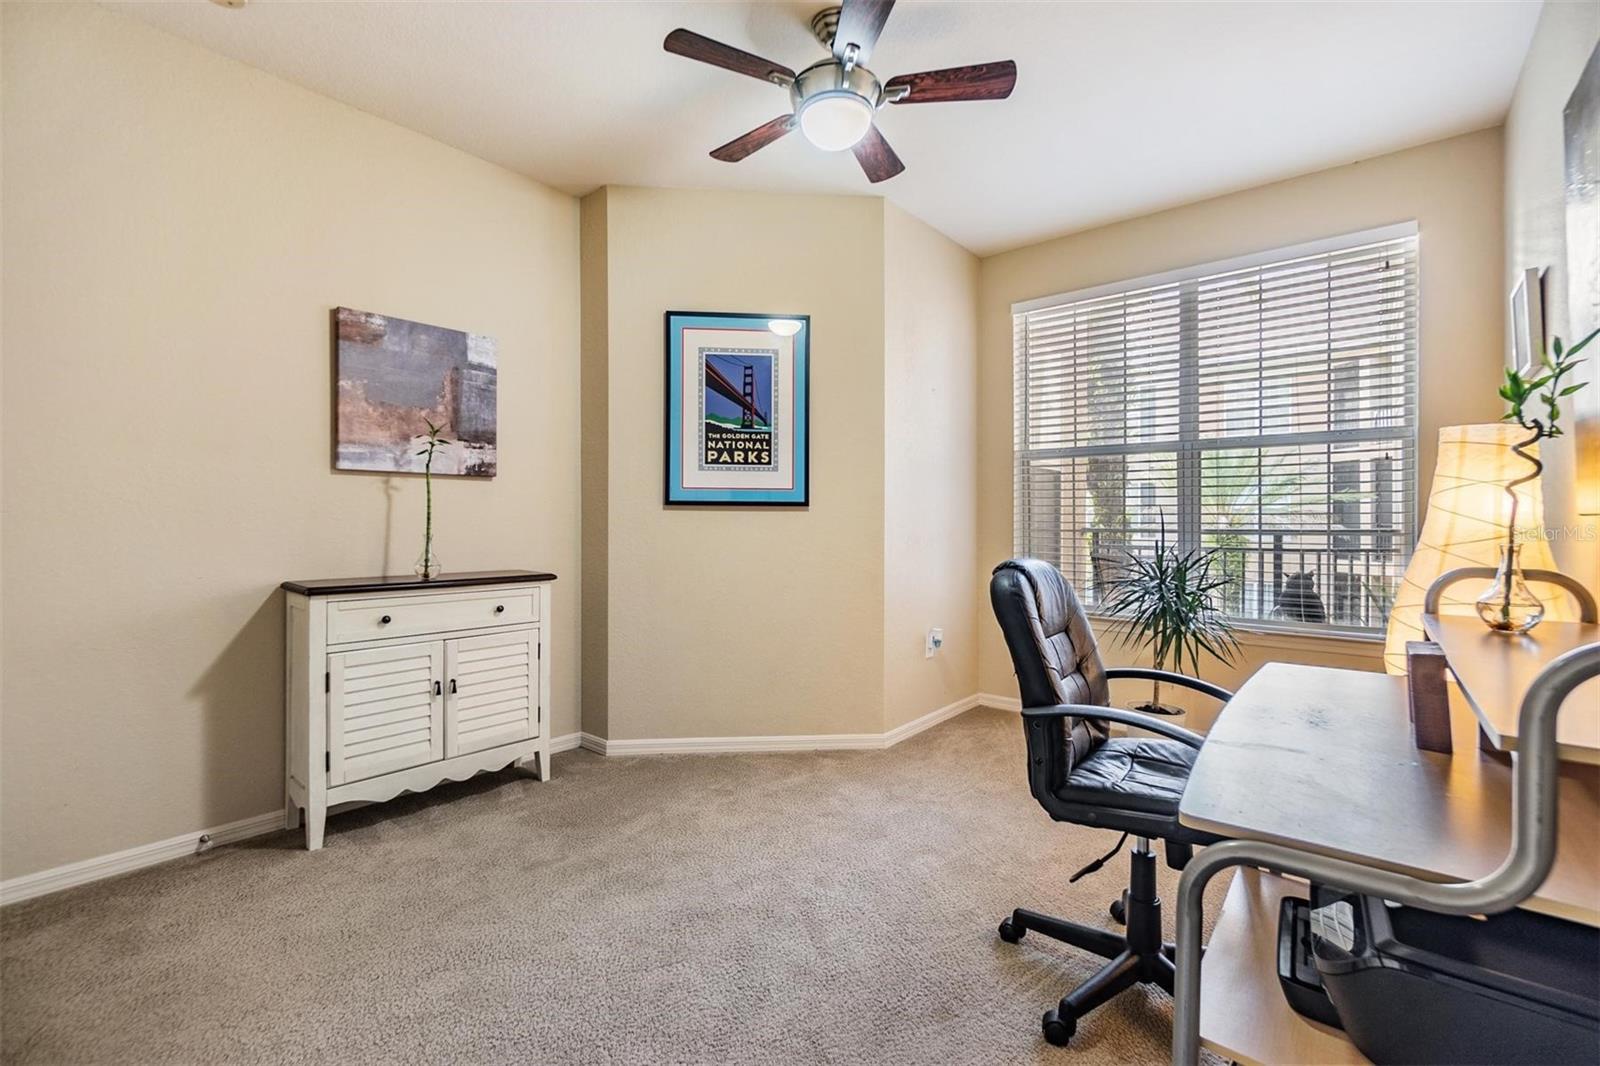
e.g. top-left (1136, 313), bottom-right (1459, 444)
top-left (1015, 281), bottom-right (1183, 592)
top-left (1014, 229), bottom-right (1418, 632)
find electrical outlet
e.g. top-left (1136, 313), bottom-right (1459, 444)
top-left (925, 627), bottom-right (944, 658)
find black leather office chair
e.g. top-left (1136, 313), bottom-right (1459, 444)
top-left (990, 558), bottom-right (1233, 1046)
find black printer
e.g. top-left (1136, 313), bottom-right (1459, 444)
top-left (1277, 887), bottom-right (1600, 1065)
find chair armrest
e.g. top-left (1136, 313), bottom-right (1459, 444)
top-left (1021, 703), bottom-right (1205, 748)
top-left (1103, 667), bottom-right (1234, 703)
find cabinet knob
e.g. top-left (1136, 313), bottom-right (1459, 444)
top-left (495, 604), bottom-right (505, 614)
top-left (434, 681), bottom-right (442, 697)
top-left (380, 614), bottom-right (392, 625)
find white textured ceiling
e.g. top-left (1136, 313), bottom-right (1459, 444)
top-left (112, 0), bottom-right (1541, 255)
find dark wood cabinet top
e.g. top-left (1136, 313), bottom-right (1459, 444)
top-left (281, 569), bottom-right (557, 596)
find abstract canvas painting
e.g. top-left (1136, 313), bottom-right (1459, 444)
top-left (334, 307), bottom-right (497, 477)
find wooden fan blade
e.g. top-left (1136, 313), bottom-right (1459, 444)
top-left (832, 0), bottom-right (894, 64)
top-left (885, 60), bottom-right (1017, 103)
top-left (664, 28), bottom-right (795, 87)
top-left (851, 125), bottom-right (904, 183)
top-left (710, 115), bottom-right (797, 162)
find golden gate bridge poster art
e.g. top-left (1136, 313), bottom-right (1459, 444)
top-left (665, 311), bottom-right (810, 506)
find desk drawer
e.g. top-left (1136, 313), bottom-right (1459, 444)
top-left (328, 587), bottom-right (538, 644)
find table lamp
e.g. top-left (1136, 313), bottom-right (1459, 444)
top-left (1384, 424), bottom-right (1577, 674)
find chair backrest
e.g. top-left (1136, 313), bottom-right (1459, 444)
top-left (990, 558), bottom-right (1111, 770)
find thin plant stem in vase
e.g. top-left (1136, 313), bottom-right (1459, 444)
top-left (1485, 328), bottom-right (1595, 632)
top-left (415, 418), bottom-right (451, 580)
top-left (1098, 515), bottom-right (1241, 715)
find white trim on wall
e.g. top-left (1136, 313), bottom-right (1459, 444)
top-left (0, 810), bottom-right (285, 907)
top-left (582, 694), bottom-right (992, 756)
top-left (1, 731), bottom-right (589, 906)
top-left (2, 698), bottom-right (1019, 905)
top-left (5, 696), bottom-right (1032, 906)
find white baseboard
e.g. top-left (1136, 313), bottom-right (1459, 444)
top-left (0, 809), bottom-right (284, 907)
top-left (5, 733), bottom-right (588, 907)
top-left (882, 693), bottom-right (981, 745)
top-left (1, 702), bottom-right (992, 907)
top-left (976, 692), bottom-right (1022, 712)
top-left (588, 694), bottom-right (984, 757)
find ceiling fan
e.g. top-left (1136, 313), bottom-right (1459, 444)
top-left (663, 0), bottom-right (1017, 183)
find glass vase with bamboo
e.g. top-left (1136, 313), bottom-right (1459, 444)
top-left (414, 418), bottom-right (451, 580)
top-left (1482, 329), bottom-right (1594, 632)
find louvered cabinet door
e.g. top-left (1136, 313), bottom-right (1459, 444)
top-left (445, 629), bottom-right (537, 757)
top-left (327, 641), bottom-right (445, 785)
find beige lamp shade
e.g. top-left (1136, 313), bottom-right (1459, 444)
top-left (1385, 424), bottom-right (1578, 673)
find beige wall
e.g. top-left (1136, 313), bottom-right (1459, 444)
top-left (584, 186), bottom-right (888, 741)
top-left (579, 189), bottom-right (610, 740)
top-left (976, 129), bottom-right (1507, 700)
top-left (882, 205), bottom-right (979, 731)
top-left (1504, 1), bottom-right (1600, 593)
top-left (0, 4), bottom-right (581, 879)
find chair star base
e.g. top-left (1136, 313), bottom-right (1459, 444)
top-left (999, 839), bottom-right (1177, 1046)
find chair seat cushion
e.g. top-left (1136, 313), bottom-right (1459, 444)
top-left (1054, 737), bottom-right (1198, 817)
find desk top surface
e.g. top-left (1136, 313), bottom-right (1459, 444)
top-left (1180, 663), bottom-right (1600, 926)
top-left (1422, 614), bottom-right (1600, 765)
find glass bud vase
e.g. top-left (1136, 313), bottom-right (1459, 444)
top-left (414, 547), bottom-right (442, 580)
top-left (1475, 544), bottom-right (1544, 634)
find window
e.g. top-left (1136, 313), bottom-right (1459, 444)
top-left (1013, 224), bottom-right (1419, 634)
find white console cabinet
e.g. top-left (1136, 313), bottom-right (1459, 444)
top-left (282, 570), bottom-right (555, 849)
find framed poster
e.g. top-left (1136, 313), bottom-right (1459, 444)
top-left (1509, 267), bottom-right (1545, 372)
top-left (664, 311), bottom-right (810, 506)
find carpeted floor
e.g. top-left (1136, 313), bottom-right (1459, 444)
top-left (1, 708), bottom-right (1224, 1065)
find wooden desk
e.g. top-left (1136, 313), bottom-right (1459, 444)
top-left (1422, 614), bottom-right (1600, 765)
top-left (1180, 663), bottom-right (1600, 926)
top-left (1199, 870), bottom-right (1368, 1066)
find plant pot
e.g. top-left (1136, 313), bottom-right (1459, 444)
top-left (1116, 701), bottom-right (1188, 740)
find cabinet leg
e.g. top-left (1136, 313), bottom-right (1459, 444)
top-left (516, 749), bottom-right (551, 781)
top-left (306, 794), bottom-right (326, 851)
top-left (284, 793), bottom-right (301, 831)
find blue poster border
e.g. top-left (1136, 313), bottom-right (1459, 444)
top-left (664, 311), bottom-right (810, 506)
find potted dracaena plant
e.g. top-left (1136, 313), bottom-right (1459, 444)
top-left (1482, 328), bottom-right (1595, 632)
top-left (1098, 516), bottom-right (1241, 716)
top-left (414, 418), bottom-right (451, 580)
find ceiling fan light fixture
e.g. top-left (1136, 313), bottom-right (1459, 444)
top-left (797, 91), bottom-right (875, 151)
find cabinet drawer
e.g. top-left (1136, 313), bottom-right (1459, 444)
top-left (328, 587), bottom-right (538, 644)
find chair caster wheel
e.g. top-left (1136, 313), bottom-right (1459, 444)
top-left (998, 918), bottom-right (1023, 944)
top-left (1109, 894), bottom-right (1126, 924)
top-left (1042, 1007), bottom-right (1076, 1046)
